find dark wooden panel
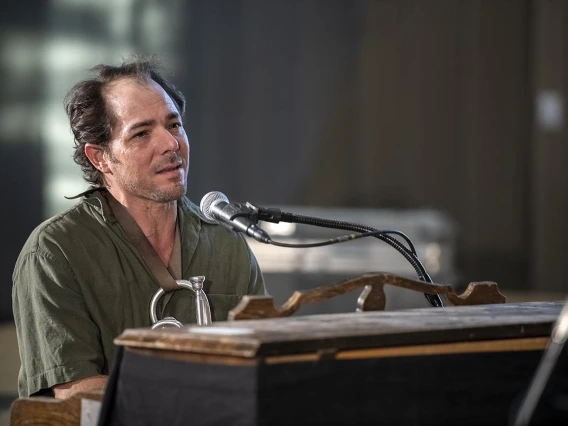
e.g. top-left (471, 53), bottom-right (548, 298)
top-left (179, 0), bottom-right (564, 296)
top-left (105, 344), bottom-right (545, 426)
top-left (257, 350), bottom-right (542, 426)
top-left (454, 0), bottom-right (531, 289)
top-left (529, 0), bottom-right (568, 293)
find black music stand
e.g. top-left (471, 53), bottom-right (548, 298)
top-left (512, 300), bottom-right (568, 425)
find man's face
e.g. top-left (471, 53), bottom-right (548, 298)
top-left (102, 78), bottom-right (189, 204)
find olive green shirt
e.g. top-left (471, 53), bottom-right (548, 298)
top-left (12, 191), bottom-right (265, 397)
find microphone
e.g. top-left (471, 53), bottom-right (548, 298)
top-left (200, 192), bottom-right (442, 307)
top-left (200, 191), bottom-right (271, 244)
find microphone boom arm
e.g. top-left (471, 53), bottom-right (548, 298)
top-left (247, 202), bottom-right (444, 308)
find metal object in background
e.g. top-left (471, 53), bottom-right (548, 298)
top-left (513, 299), bottom-right (568, 425)
top-left (247, 207), bottom-right (457, 315)
top-left (150, 276), bottom-right (212, 328)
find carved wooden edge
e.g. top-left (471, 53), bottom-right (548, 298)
top-left (228, 272), bottom-right (506, 320)
top-left (10, 389), bottom-right (104, 426)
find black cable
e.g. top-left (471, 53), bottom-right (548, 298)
top-left (277, 211), bottom-right (444, 307)
top-left (280, 213), bottom-right (417, 254)
top-left (268, 230), bottom-right (407, 248)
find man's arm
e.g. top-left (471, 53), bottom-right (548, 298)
top-left (53, 375), bottom-right (108, 399)
top-left (13, 248), bottom-right (106, 397)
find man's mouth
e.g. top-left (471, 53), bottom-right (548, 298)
top-left (157, 162), bottom-right (183, 174)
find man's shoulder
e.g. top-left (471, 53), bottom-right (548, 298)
top-left (20, 199), bottom-right (102, 256)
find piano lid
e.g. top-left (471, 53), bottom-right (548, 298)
top-left (114, 301), bottom-right (564, 358)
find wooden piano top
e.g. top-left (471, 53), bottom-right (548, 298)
top-left (114, 301), bottom-right (564, 358)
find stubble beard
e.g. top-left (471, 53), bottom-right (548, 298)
top-left (108, 152), bottom-right (188, 203)
top-left (122, 176), bottom-right (187, 203)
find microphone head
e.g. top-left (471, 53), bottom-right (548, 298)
top-left (200, 191), bottom-right (230, 220)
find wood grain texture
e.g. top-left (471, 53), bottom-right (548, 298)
top-left (127, 347), bottom-right (260, 366)
top-left (333, 336), bottom-right (549, 361)
top-left (114, 301), bottom-right (562, 358)
top-left (228, 272), bottom-right (506, 320)
top-left (261, 336), bottom-right (549, 364)
top-left (124, 337), bottom-right (549, 366)
top-left (10, 390), bottom-right (104, 426)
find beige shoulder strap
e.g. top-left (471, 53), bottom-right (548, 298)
top-left (106, 193), bottom-right (181, 292)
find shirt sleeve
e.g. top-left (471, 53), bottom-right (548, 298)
top-left (12, 247), bottom-right (105, 397)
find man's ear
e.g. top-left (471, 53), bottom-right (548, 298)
top-left (85, 143), bottom-right (111, 173)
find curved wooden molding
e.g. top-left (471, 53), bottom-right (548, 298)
top-left (228, 272), bottom-right (506, 320)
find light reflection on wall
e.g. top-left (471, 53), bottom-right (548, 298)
top-left (0, 32), bottom-right (43, 143)
top-left (44, 0), bottom-right (183, 216)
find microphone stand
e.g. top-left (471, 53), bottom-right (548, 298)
top-left (247, 203), bottom-right (444, 308)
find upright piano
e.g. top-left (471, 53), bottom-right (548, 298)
top-left (98, 301), bottom-right (564, 425)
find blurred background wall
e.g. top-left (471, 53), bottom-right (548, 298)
top-left (0, 0), bottom-right (566, 416)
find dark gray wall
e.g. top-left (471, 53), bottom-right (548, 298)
top-left (0, 0), bottom-right (48, 321)
top-left (181, 0), bottom-right (567, 293)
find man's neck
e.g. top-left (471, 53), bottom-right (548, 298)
top-left (108, 190), bottom-right (178, 266)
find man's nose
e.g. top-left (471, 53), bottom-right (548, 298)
top-left (160, 128), bottom-right (180, 152)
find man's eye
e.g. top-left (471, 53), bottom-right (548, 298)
top-left (170, 123), bottom-right (182, 129)
top-left (134, 131), bottom-right (148, 138)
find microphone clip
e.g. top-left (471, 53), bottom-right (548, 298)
top-left (245, 202), bottom-right (283, 224)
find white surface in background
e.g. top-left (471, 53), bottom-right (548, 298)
top-left (247, 208), bottom-right (455, 278)
top-left (537, 90), bottom-right (564, 132)
top-left (81, 398), bottom-right (102, 426)
top-left (188, 326), bottom-right (254, 336)
top-left (248, 239), bottom-right (445, 276)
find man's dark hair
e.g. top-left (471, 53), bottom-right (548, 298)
top-left (65, 56), bottom-right (186, 186)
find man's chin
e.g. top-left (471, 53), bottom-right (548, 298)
top-left (150, 183), bottom-right (187, 203)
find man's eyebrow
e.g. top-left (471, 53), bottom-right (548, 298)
top-left (126, 120), bottom-right (155, 134)
top-left (126, 112), bottom-right (181, 134)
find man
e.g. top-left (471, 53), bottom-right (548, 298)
top-left (12, 57), bottom-right (265, 398)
